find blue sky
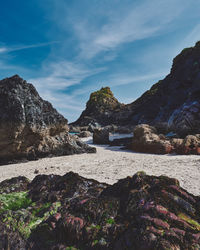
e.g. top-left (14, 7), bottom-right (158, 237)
top-left (0, 0), bottom-right (200, 122)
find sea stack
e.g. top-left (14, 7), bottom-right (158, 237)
top-left (71, 87), bottom-right (125, 127)
top-left (0, 75), bottom-right (95, 164)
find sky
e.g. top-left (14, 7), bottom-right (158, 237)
top-left (0, 0), bottom-right (200, 122)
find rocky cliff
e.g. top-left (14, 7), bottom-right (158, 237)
top-left (71, 87), bottom-right (126, 127)
top-left (0, 75), bottom-right (95, 164)
top-left (73, 41), bottom-right (200, 135)
top-left (0, 171), bottom-right (199, 249)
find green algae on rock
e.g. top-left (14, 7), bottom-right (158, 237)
top-left (0, 171), bottom-right (199, 249)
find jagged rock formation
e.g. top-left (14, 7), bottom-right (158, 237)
top-left (129, 41), bottom-right (200, 134)
top-left (73, 41), bottom-right (200, 136)
top-left (0, 75), bottom-right (95, 164)
top-left (71, 87), bottom-right (126, 127)
top-left (0, 171), bottom-right (199, 249)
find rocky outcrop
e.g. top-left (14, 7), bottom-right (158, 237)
top-left (168, 100), bottom-right (200, 136)
top-left (132, 124), bottom-right (172, 154)
top-left (71, 87), bottom-right (126, 127)
top-left (73, 41), bottom-right (200, 136)
top-left (0, 171), bottom-right (199, 249)
top-left (0, 75), bottom-right (95, 164)
top-left (132, 124), bottom-right (200, 155)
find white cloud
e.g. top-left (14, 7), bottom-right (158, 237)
top-left (0, 41), bottom-right (58, 54)
top-left (30, 60), bottom-right (106, 91)
top-left (106, 72), bottom-right (167, 87)
top-left (0, 47), bottom-right (8, 53)
top-left (28, 60), bottom-right (106, 120)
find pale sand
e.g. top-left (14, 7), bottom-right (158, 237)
top-left (0, 136), bottom-right (199, 196)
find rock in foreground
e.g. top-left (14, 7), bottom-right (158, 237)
top-left (0, 171), bottom-right (199, 249)
top-left (0, 75), bottom-right (95, 164)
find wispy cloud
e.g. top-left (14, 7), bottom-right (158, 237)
top-left (176, 24), bottom-right (200, 53)
top-left (30, 60), bottom-right (106, 91)
top-left (106, 72), bottom-right (167, 87)
top-left (69, 0), bottom-right (188, 59)
top-left (0, 41), bottom-right (58, 54)
top-left (29, 60), bottom-right (106, 119)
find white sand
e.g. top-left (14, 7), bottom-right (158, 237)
top-left (0, 136), bottom-right (199, 196)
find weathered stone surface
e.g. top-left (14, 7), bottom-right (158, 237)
top-left (172, 134), bottom-right (200, 155)
top-left (93, 128), bottom-right (110, 144)
top-left (0, 75), bottom-right (95, 164)
top-left (132, 124), bottom-right (173, 154)
top-left (0, 171), bottom-right (199, 249)
top-left (132, 124), bottom-right (200, 155)
top-left (168, 101), bottom-right (200, 136)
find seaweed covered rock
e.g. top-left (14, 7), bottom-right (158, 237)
top-left (0, 75), bottom-right (95, 164)
top-left (0, 171), bottom-right (199, 249)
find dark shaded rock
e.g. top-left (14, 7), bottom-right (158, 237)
top-left (168, 101), bottom-right (200, 136)
top-left (109, 137), bottom-right (132, 147)
top-left (0, 75), bottom-right (95, 164)
top-left (93, 128), bottom-right (110, 144)
top-left (0, 172), bottom-right (199, 249)
top-left (0, 176), bottom-right (30, 194)
top-left (78, 131), bottom-right (92, 138)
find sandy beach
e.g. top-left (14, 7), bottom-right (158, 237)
top-left (0, 136), bottom-right (199, 196)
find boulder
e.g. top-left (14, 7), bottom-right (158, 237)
top-left (78, 131), bottom-right (92, 138)
top-left (132, 124), bottom-right (173, 154)
top-left (171, 135), bottom-right (200, 155)
top-left (93, 128), bottom-right (110, 144)
top-left (0, 75), bottom-right (95, 164)
top-left (0, 171), bottom-right (199, 249)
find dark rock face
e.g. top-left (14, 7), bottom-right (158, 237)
top-left (73, 41), bottom-right (200, 135)
top-left (93, 128), bottom-right (110, 144)
top-left (168, 100), bottom-right (200, 136)
top-left (126, 41), bottom-right (200, 130)
top-left (0, 75), bottom-right (95, 164)
top-left (0, 171), bottom-right (199, 249)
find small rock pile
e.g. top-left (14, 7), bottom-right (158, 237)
top-left (132, 124), bottom-right (200, 155)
